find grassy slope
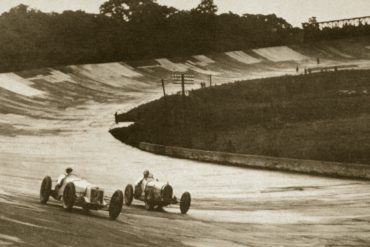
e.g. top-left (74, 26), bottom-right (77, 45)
top-left (111, 70), bottom-right (370, 164)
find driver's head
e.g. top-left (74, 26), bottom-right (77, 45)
top-left (66, 167), bottom-right (73, 175)
top-left (143, 170), bottom-right (149, 179)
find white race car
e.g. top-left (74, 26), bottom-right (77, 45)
top-left (124, 177), bottom-right (191, 214)
top-left (40, 174), bottom-right (124, 220)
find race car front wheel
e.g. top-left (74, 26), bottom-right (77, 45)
top-left (180, 192), bottom-right (191, 214)
top-left (109, 190), bottom-right (123, 220)
top-left (63, 182), bottom-right (76, 211)
top-left (40, 176), bottom-right (52, 204)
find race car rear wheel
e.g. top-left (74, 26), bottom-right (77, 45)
top-left (40, 176), bottom-right (52, 204)
top-left (124, 184), bottom-right (134, 206)
top-left (180, 192), bottom-right (191, 214)
top-left (109, 190), bottom-right (123, 220)
top-left (62, 182), bottom-right (76, 211)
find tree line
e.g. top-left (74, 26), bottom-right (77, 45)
top-left (0, 0), bottom-right (300, 72)
top-left (1, 0), bottom-right (369, 72)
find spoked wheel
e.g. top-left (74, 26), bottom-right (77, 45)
top-left (40, 176), bottom-right (52, 204)
top-left (109, 190), bottom-right (123, 220)
top-left (180, 192), bottom-right (191, 214)
top-left (144, 191), bottom-right (154, 211)
top-left (124, 184), bottom-right (134, 206)
top-left (62, 182), bottom-right (76, 211)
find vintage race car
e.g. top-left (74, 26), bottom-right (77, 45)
top-left (39, 174), bottom-right (124, 220)
top-left (123, 178), bottom-right (191, 214)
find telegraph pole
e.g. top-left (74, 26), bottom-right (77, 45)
top-left (160, 79), bottom-right (168, 144)
top-left (161, 79), bottom-right (168, 111)
top-left (172, 73), bottom-right (194, 96)
top-left (172, 73), bottom-right (194, 147)
top-left (181, 74), bottom-right (186, 111)
top-left (209, 74), bottom-right (212, 87)
top-left (161, 79), bottom-right (166, 97)
top-left (161, 78), bottom-right (168, 112)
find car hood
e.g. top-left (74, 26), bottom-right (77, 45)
top-left (146, 180), bottom-right (170, 190)
top-left (64, 176), bottom-right (93, 193)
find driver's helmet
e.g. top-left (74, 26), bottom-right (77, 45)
top-left (143, 170), bottom-right (150, 179)
top-left (66, 167), bottom-right (73, 175)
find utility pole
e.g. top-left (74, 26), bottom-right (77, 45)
top-left (161, 79), bottom-right (166, 97)
top-left (161, 79), bottom-right (168, 110)
top-left (181, 74), bottom-right (186, 101)
top-left (209, 74), bottom-right (212, 87)
top-left (172, 73), bottom-right (194, 96)
top-left (161, 78), bottom-right (168, 113)
top-left (173, 73), bottom-right (194, 114)
top-left (160, 79), bottom-right (168, 144)
top-left (172, 73), bottom-right (194, 146)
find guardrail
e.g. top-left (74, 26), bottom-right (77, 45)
top-left (139, 142), bottom-right (370, 180)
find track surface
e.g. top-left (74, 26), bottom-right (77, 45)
top-left (1, 43), bottom-right (370, 246)
top-left (2, 95), bottom-right (370, 247)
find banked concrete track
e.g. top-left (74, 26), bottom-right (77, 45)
top-left (1, 39), bottom-right (370, 246)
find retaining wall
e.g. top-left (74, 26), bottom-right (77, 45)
top-left (139, 142), bottom-right (370, 180)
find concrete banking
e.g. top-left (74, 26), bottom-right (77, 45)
top-left (139, 142), bottom-right (370, 180)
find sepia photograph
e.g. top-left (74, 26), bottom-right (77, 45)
top-left (1, 0), bottom-right (370, 246)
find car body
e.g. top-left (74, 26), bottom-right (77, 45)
top-left (40, 174), bottom-right (123, 220)
top-left (124, 177), bottom-right (191, 214)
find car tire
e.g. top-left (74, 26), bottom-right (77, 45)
top-left (109, 190), bottom-right (123, 220)
top-left (62, 182), bottom-right (76, 211)
top-left (180, 192), bottom-right (191, 214)
top-left (40, 176), bottom-right (52, 204)
top-left (124, 184), bottom-right (134, 206)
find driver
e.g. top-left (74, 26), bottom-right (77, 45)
top-left (137, 170), bottom-right (154, 196)
top-left (55, 167), bottom-right (73, 191)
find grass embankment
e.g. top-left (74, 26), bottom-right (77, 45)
top-left (111, 70), bottom-right (370, 165)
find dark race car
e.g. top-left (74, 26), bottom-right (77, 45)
top-left (123, 175), bottom-right (191, 214)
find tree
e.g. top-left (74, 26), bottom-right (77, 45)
top-left (99, 0), bottom-right (161, 22)
top-left (308, 17), bottom-right (318, 24)
top-left (6, 4), bottom-right (29, 14)
top-left (193, 0), bottom-right (218, 15)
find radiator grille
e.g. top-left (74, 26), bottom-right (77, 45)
top-left (162, 185), bottom-right (173, 200)
top-left (91, 189), bottom-right (103, 204)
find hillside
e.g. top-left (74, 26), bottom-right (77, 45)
top-left (111, 69), bottom-right (370, 165)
